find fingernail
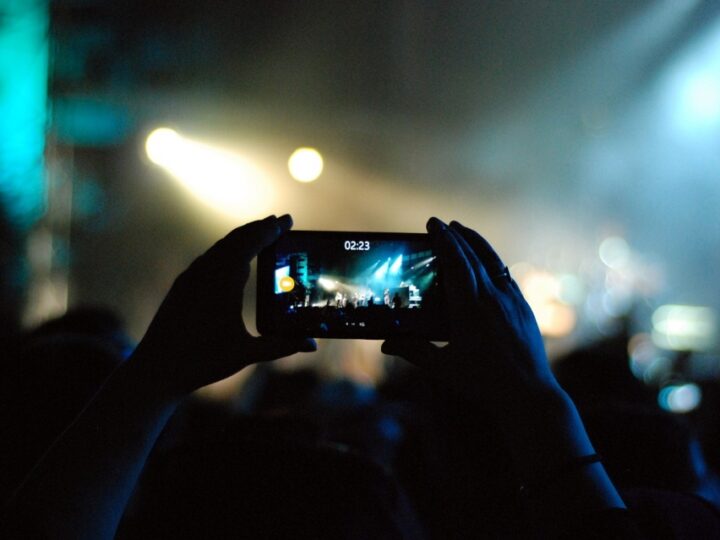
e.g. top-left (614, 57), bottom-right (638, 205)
top-left (427, 217), bottom-right (446, 232)
top-left (277, 214), bottom-right (293, 229)
top-left (381, 340), bottom-right (398, 355)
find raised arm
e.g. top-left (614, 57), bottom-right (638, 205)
top-left (382, 218), bottom-right (626, 534)
top-left (1, 214), bottom-right (316, 539)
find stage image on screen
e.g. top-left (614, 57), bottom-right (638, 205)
top-left (267, 233), bottom-right (443, 337)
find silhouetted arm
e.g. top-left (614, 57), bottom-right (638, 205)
top-left (383, 218), bottom-right (625, 535)
top-left (1, 215), bottom-right (315, 539)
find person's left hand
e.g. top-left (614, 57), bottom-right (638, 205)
top-left (382, 218), bottom-right (560, 415)
top-left (130, 214), bottom-right (316, 398)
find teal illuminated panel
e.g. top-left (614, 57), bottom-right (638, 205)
top-left (0, 1), bottom-right (49, 228)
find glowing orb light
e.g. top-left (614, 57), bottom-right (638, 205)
top-left (288, 147), bottom-right (323, 182)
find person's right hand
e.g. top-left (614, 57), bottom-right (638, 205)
top-left (129, 214), bottom-right (316, 399)
top-left (382, 217), bottom-right (563, 414)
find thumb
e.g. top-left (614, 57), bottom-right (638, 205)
top-left (382, 338), bottom-right (441, 370)
top-left (243, 335), bottom-right (317, 364)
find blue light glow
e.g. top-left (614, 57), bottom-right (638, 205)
top-left (658, 383), bottom-right (702, 414)
top-left (373, 260), bottom-right (389, 280)
top-left (0, 1), bottom-right (49, 227)
top-left (389, 254), bottom-right (403, 275)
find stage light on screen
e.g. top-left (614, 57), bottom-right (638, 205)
top-left (318, 277), bottom-right (336, 291)
top-left (279, 276), bottom-right (295, 292)
top-left (660, 14), bottom-right (720, 133)
top-left (374, 260), bottom-right (390, 280)
top-left (274, 266), bottom-right (290, 294)
top-left (288, 147), bottom-right (323, 182)
top-left (145, 127), bottom-right (272, 218)
top-left (389, 255), bottom-right (403, 275)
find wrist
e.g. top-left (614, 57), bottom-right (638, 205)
top-left (501, 386), bottom-right (597, 479)
top-left (118, 348), bottom-right (186, 406)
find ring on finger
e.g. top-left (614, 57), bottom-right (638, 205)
top-left (494, 265), bottom-right (512, 283)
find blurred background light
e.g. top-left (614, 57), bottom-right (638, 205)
top-left (146, 128), bottom-right (182, 166)
top-left (19, 0), bottom-right (720, 383)
top-left (288, 147), bottom-right (323, 182)
top-left (517, 267), bottom-right (577, 338)
top-left (557, 274), bottom-right (585, 305)
top-left (145, 127), bottom-right (273, 218)
top-left (658, 383), bottom-right (702, 413)
top-left (661, 13), bottom-right (720, 133)
top-left (652, 304), bottom-right (717, 351)
top-left (599, 237), bottom-right (631, 269)
top-left (682, 74), bottom-right (720, 124)
top-left (0, 0), bottom-right (48, 227)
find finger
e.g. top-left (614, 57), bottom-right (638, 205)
top-left (381, 338), bottom-right (442, 371)
top-left (242, 335), bottom-right (317, 363)
top-left (427, 217), bottom-right (478, 315)
top-left (232, 215), bottom-right (286, 259)
top-left (450, 221), bottom-right (512, 289)
top-left (212, 214), bottom-right (291, 262)
top-left (446, 223), bottom-right (497, 297)
top-left (275, 213), bottom-right (293, 234)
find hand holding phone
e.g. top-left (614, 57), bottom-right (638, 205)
top-left (382, 218), bottom-right (560, 407)
top-left (134, 215), bottom-right (316, 397)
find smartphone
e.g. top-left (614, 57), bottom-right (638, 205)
top-left (257, 230), bottom-right (448, 340)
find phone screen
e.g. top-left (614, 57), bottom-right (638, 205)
top-left (257, 231), bottom-right (447, 339)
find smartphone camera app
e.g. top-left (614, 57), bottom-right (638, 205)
top-left (257, 231), bottom-right (447, 340)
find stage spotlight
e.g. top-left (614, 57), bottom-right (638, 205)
top-left (683, 74), bottom-right (720, 123)
top-left (365, 260), bottom-right (381, 274)
top-left (146, 128), bottom-right (181, 165)
top-left (389, 255), bottom-right (403, 275)
top-left (374, 260), bottom-right (389, 280)
top-left (288, 147), bottom-right (323, 182)
top-left (145, 127), bottom-right (272, 218)
top-left (318, 276), bottom-right (336, 291)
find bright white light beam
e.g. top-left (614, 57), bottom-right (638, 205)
top-left (389, 255), bottom-right (403, 275)
top-left (145, 127), bottom-right (273, 218)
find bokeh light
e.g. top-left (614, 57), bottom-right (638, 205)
top-left (658, 383), bottom-right (702, 414)
top-left (652, 304), bottom-right (717, 351)
top-left (598, 236), bottom-right (631, 269)
top-left (517, 266), bottom-right (577, 338)
top-left (288, 147), bottom-right (323, 182)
